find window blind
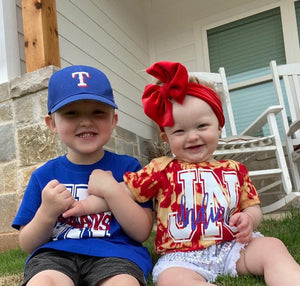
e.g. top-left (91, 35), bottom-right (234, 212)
top-left (208, 8), bottom-right (285, 76)
top-left (295, 0), bottom-right (300, 43)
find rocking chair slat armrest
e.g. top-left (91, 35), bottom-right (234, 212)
top-left (192, 66), bottom-right (299, 213)
top-left (287, 119), bottom-right (300, 136)
top-left (241, 105), bottom-right (283, 136)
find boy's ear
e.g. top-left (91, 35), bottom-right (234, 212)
top-left (45, 114), bottom-right (57, 133)
top-left (112, 112), bottom-right (118, 128)
top-left (160, 132), bottom-right (169, 143)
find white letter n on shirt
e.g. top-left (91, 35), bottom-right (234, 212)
top-left (168, 169), bottom-right (238, 242)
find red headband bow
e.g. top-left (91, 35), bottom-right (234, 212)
top-left (142, 61), bottom-right (225, 128)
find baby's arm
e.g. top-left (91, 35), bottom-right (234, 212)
top-left (229, 205), bottom-right (262, 244)
top-left (88, 169), bottom-right (153, 242)
top-left (63, 195), bottom-right (109, 217)
top-left (63, 173), bottom-right (131, 218)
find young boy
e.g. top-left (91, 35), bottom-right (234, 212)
top-left (65, 61), bottom-right (300, 286)
top-left (12, 65), bottom-right (153, 286)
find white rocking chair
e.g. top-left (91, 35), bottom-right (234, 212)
top-left (190, 68), bottom-right (300, 213)
top-left (270, 60), bottom-right (300, 193)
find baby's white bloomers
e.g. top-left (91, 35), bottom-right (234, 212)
top-left (152, 232), bottom-right (263, 283)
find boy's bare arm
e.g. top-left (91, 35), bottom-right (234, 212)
top-left (100, 180), bottom-right (153, 242)
top-left (19, 180), bottom-right (74, 254)
top-left (88, 169), bottom-right (153, 242)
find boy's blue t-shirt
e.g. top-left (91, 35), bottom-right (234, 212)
top-left (12, 150), bottom-right (153, 278)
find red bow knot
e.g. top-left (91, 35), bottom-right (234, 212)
top-left (142, 61), bottom-right (225, 128)
top-left (142, 61), bottom-right (188, 127)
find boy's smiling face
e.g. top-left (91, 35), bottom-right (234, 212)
top-left (162, 95), bottom-right (221, 163)
top-left (46, 100), bottom-right (118, 164)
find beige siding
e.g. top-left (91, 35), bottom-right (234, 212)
top-left (57, 0), bottom-right (155, 139)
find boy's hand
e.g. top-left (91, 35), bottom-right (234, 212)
top-left (229, 212), bottom-right (253, 244)
top-left (40, 179), bottom-right (75, 219)
top-left (88, 169), bottom-right (117, 197)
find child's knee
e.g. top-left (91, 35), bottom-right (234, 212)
top-left (157, 267), bottom-right (207, 286)
top-left (98, 274), bottom-right (140, 286)
top-left (261, 237), bottom-right (286, 253)
top-left (157, 268), bottom-right (182, 286)
top-left (238, 236), bottom-right (287, 275)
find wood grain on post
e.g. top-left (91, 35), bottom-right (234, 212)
top-left (22, 0), bottom-right (61, 72)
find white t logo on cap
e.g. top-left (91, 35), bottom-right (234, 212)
top-left (72, 71), bottom-right (91, 87)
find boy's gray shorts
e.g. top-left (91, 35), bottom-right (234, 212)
top-left (21, 249), bottom-right (147, 286)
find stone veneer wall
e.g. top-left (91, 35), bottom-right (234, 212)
top-left (0, 66), bottom-right (153, 251)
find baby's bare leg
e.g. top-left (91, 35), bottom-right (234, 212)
top-left (236, 236), bottom-right (300, 286)
top-left (27, 270), bottom-right (74, 286)
top-left (157, 267), bottom-right (216, 286)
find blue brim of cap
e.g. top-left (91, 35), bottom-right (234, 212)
top-left (49, 93), bottom-right (118, 114)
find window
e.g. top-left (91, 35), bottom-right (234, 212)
top-left (207, 8), bottom-right (286, 135)
top-left (295, 0), bottom-right (300, 43)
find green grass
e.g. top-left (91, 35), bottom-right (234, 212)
top-left (1, 208), bottom-right (300, 285)
top-left (0, 247), bottom-right (28, 276)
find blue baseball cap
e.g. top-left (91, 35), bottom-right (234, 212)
top-left (48, 65), bottom-right (118, 114)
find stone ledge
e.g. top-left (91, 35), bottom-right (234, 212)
top-left (9, 65), bottom-right (59, 99)
top-left (0, 231), bottom-right (19, 251)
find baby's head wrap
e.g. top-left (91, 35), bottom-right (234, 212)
top-left (142, 61), bottom-right (225, 128)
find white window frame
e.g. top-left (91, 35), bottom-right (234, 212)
top-left (0, 0), bottom-right (21, 84)
top-left (194, 0), bottom-right (300, 73)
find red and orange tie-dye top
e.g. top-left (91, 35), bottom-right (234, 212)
top-left (123, 157), bottom-right (260, 255)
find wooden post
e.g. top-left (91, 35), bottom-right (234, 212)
top-left (22, 0), bottom-right (61, 72)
